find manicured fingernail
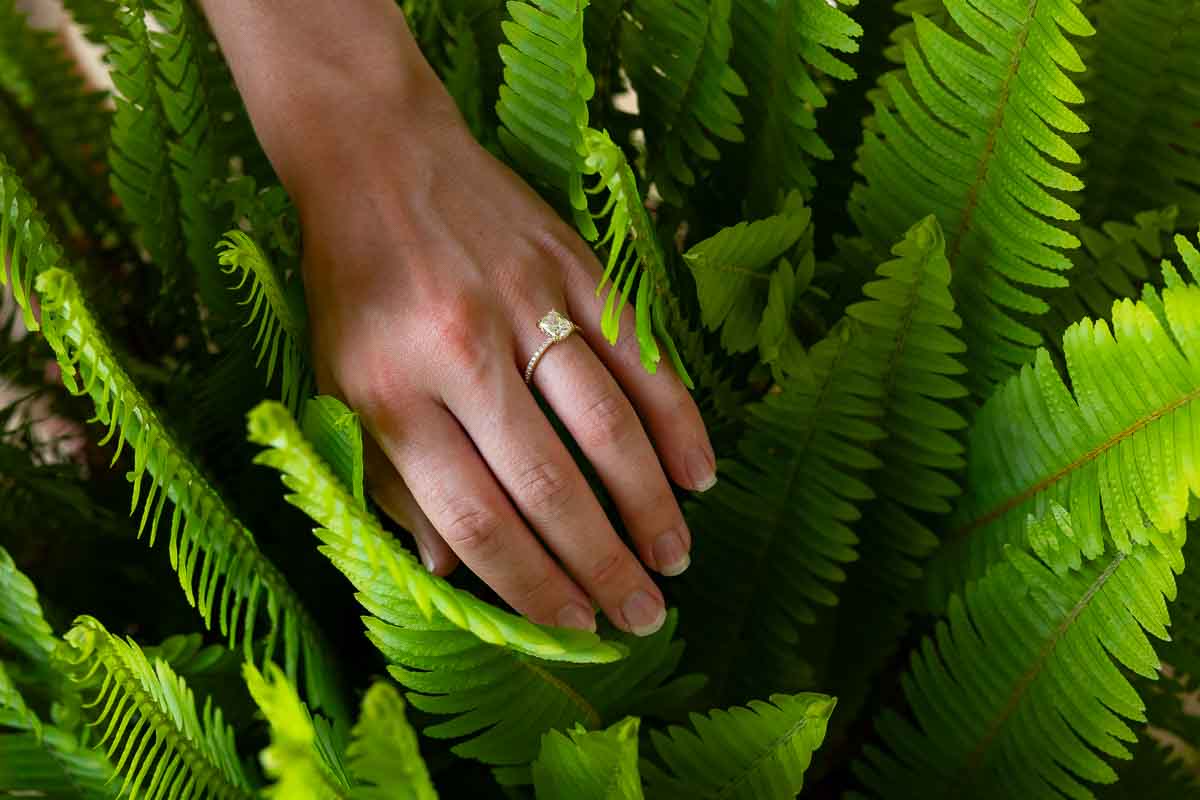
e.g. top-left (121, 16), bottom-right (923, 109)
top-left (556, 603), bottom-right (597, 632)
top-left (686, 447), bottom-right (717, 492)
top-left (416, 540), bottom-right (436, 573)
top-left (653, 529), bottom-right (690, 576)
top-left (621, 590), bottom-right (666, 637)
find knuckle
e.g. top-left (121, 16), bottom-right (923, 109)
top-left (438, 500), bottom-right (505, 558)
top-left (588, 549), bottom-right (628, 589)
top-left (349, 356), bottom-right (410, 419)
top-left (427, 295), bottom-right (494, 377)
top-left (513, 568), bottom-right (558, 616)
top-left (578, 391), bottom-right (635, 449)
top-left (515, 460), bottom-right (575, 519)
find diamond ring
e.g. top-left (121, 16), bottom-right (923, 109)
top-left (524, 310), bottom-right (577, 384)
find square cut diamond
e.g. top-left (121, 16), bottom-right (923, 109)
top-left (539, 310), bottom-right (574, 340)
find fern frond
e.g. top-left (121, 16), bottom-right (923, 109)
top-left (1080, 0), bottom-right (1200, 227)
top-left (59, 615), bottom-right (253, 800)
top-left (822, 216), bottom-right (967, 709)
top-left (60, 0), bottom-right (125, 46)
top-left (678, 320), bottom-right (882, 700)
top-left (1041, 207), bottom-right (1180, 345)
top-left (496, 0), bottom-right (596, 237)
top-left (856, 543), bottom-right (1182, 799)
top-left (643, 692), bottom-right (835, 800)
top-left (926, 234), bottom-right (1200, 604)
top-left (532, 718), bottom-right (642, 800)
top-left (344, 682), bottom-right (438, 800)
top-left (620, 0), bottom-right (746, 205)
top-left (149, 0), bottom-right (244, 318)
top-left (248, 399), bottom-right (692, 772)
top-left (681, 192), bottom-right (812, 374)
top-left (443, 14), bottom-right (489, 144)
top-left (217, 231), bottom-right (311, 411)
top-left (0, 153), bottom-right (67, 331)
top-left (850, 0), bottom-right (1095, 394)
top-left (244, 661), bottom-right (349, 800)
top-left (584, 129), bottom-right (689, 383)
top-left (107, 2), bottom-right (188, 280)
top-left (729, 0), bottom-right (862, 208)
top-left (33, 268), bottom-right (345, 720)
top-left (0, 546), bottom-right (58, 670)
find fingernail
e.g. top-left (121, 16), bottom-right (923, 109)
top-left (416, 540), bottom-right (436, 573)
top-left (621, 590), bottom-right (666, 637)
top-left (556, 603), bottom-right (597, 632)
top-left (686, 447), bottom-right (717, 492)
top-left (653, 529), bottom-right (690, 577)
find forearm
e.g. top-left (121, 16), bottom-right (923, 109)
top-left (197, 0), bottom-right (457, 197)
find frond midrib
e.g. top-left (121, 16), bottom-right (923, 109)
top-left (955, 552), bottom-right (1125, 790)
top-left (944, 0), bottom-right (1038, 269)
top-left (950, 386), bottom-right (1200, 541)
top-left (518, 658), bottom-right (602, 728)
top-left (710, 711), bottom-right (814, 799)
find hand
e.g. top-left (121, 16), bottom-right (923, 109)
top-left (291, 96), bottom-right (714, 638)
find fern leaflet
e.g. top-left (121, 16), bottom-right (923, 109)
top-left (532, 718), bottom-right (642, 800)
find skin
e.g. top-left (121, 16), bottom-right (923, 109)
top-left (198, 0), bottom-right (715, 636)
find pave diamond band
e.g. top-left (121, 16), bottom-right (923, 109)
top-left (524, 310), bottom-right (576, 383)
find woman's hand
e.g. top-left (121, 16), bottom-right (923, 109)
top-left (199, 0), bottom-right (715, 636)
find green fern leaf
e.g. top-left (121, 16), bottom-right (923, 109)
top-left (678, 320), bottom-right (882, 700)
top-left (532, 718), bottom-right (642, 800)
top-left (1080, 0), bottom-right (1200, 227)
top-left (443, 14), bottom-right (489, 144)
top-left (642, 692), bottom-right (835, 800)
top-left (856, 543), bottom-right (1182, 799)
top-left (584, 129), bottom-right (690, 383)
top-left (620, 0), bottom-right (746, 205)
top-left (107, 2), bottom-right (188, 282)
top-left (33, 267), bottom-right (346, 720)
top-left (850, 0), bottom-right (1094, 394)
top-left (244, 661), bottom-right (349, 799)
top-left (496, 0), bottom-right (596, 237)
top-left (0, 152), bottom-right (68, 332)
top-left (345, 682), bottom-right (438, 800)
top-left (60, 0), bottom-right (125, 46)
top-left (729, 0), bottom-right (861, 209)
top-left (682, 192), bottom-right (811, 372)
top-left (0, 546), bottom-right (58, 670)
top-left (59, 615), bottom-right (253, 800)
top-left (926, 233), bottom-right (1200, 604)
top-left (248, 398), bottom-right (692, 772)
top-left (1041, 207), bottom-right (1180, 345)
top-left (149, 0), bottom-right (246, 318)
top-left (0, 716), bottom-right (116, 800)
top-left (217, 231), bottom-right (311, 411)
top-left (821, 215), bottom-right (967, 711)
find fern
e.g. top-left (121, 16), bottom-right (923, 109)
top-left (855, 543), bottom-right (1183, 799)
top-left (584, 129), bottom-right (689, 382)
top-left (682, 192), bottom-right (812, 375)
top-left (33, 267), bottom-right (345, 720)
top-left (1079, 0), bottom-right (1200, 228)
top-left (926, 235), bottom-right (1200, 604)
top-left (1041, 207), bottom-right (1180, 345)
top-left (642, 692), bottom-right (835, 799)
top-left (0, 153), bottom-right (67, 331)
top-left (217, 231), bottom-right (311, 412)
top-left (678, 320), bottom-right (882, 701)
top-left (344, 681), bottom-right (438, 800)
top-left (496, 0), bottom-right (596, 237)
top-left (821, 215), bottom-right (967, 709)
top-left (532, 717), bottom-right (642, 800)
top-left (850, 0), bottom-right (1094, 394)
top-left (0, 706), bottom-right (116, 800)
top-left (620, 0), bottom-right (747, 205)
top-left (728, 0), bottom-right (862, 210)
top-left (107, 2), bottom-right (188, 283)
top-left (0, 545), bottom-right (58, 670)
top-left (149, 0), bottom-right (244, 319)
top-left (248, 399), bottom-right (692, 773)
top-left (59, 615), bottom-right (253, 800)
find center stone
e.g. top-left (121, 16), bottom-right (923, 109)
top-left (539, 310), bottom-right (574, 340)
